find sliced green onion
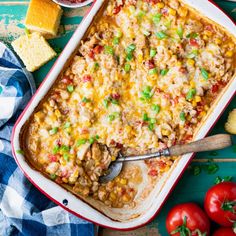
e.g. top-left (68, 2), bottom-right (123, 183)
top-left (150, 118), bottom-right (156, 124)
top-left (113, 37), bottom-right (119, 45)
top-left (67, 85), bottom-right (74, 93)
top-left (95, 135), bottom-right (100, 139)
top-left (63, 153), bottom-right (69, 161)
top-left (187, 50), bottom-right (198, 59)
top-left (152, 104), bottom-right (160, 114)
top-left (124, 63), bottom-right (131, 72)
top-left (82, 97), bottom-right (90, 103)
top-left (143, 113), bottom-right (149, 122)
top-left (89, 137), bottom-right (95, 144)
top-left (137, 10), bottom-right (146, 18)
top-left (201, 68), bottom-right (209, 80)
top-left (149, 68), bottom-right (158, 75)
top-left (126, 52), bottom-right (133, 61)
top-left (186, 89), bottom-right (196, 101)
top-left (52, 145), bottom-right (60, 154)
top-left (64, 122), bottom-right (71, 129)
top-left (148, 123), bottom-right (154, 131)
top-left (141, 86), bottom-right (153, 100)
top-left (150, 49), bottom-right (157, 58)
top-left (214, 176), bottom-right (232, 184)
top-left (186, 32), bottom-right (198, 39)
top-left (152, 13), bottom-right (162, 24)
top-left (143, 30), bottom-right (151, 36)
top-left (103, 99), bottom-right (109, 108)
top-left (111, 99), bottom-right (119, 105)
top-left (104, 45), bottom-right (114, 55)
top-left (16, 149), bottom-right (24, 155)
top-left (49, 127), bottom-right (58, 135)
top-left (60, 145), bottom-right (70, 152)
top-left (77, 139), bottom-right (87, 146)
top-left (114, 30), bottom-right (122, 38)
top-left (126, 44), bottom-right (136, 53)
top-left (176, 26), bottom-right (183, 39)
top-left (50, 174), bottom-right (57, 180)
top-left (155, 31), bottom-right (167, 40)
top-left (180, 111), bottom-right (186, 121)
top-left (108, 114), bottom-right (115, 122)
top-left (160, 69), bottom-right (169, 76)
top-left (93, 62), bottom-right (99, 70)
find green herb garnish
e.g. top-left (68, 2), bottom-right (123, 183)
top-left (104, 45), bottom-right (114, 55)
top-left (152, 104), bottom-right (160, 114)
top-left (176, 26), bottom-right (183, 39)
top-left (160, 69), bottom-right (169, 76)
top-left (155, 31), bottom-right (167, 39)
top-left (52, 145), bottom-right (60, 154)
top-left (49, 127), bottom-right (58, 135)
top-left (67, 85), bottom-right (74, 93)
top-left (81, 97), bottom-right (90, 103)
top-left (149, 68), bottom-right (158, 75)
top-left (124, 63), bottom-right (131, 72)
top-left (63, 153), bottom-right (69, 161)
top-left (113, 37), bottom-right (119, 45)
top-left (180, 111), bottom-right (186, 122)
top-left (150, 49), bottom-right (157, 58)
top-left (186, 89), bottom-right (196, 101)
top-left (201, 68), bottom-right (209, 80)
top-left (77, 139), bottom-right (87, 146)
top-left (152, 13), bottom-right (162, 24)
top-left (215, 176), bottom-right (232, 184)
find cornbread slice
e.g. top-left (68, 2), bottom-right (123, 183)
top-left (225, 109), bottom-right (236, 134)
top-left (12, 32), bottom-right (56, 72)
top-left (25, 0), bottom-right (62, 37)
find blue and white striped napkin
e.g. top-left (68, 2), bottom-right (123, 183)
top-left (0, 42), bottom-right (96, 236)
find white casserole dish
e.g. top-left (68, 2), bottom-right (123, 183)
top-left (12, 0), bottom-right (236, 230)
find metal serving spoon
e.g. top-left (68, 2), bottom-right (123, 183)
top-left (99, 134), bottom-right (233, 183)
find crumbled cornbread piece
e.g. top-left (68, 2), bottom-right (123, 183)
top-left (12, 32), bottom-right (56, 72)
top-left (25, 0), bottom-right (62, 37)
top-left (225, 109), bottom-right (236, 134)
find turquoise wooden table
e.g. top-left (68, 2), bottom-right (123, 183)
top-left (0, 1), bottom-right (235, 235)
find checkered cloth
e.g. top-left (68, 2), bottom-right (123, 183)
top-left (0, 42), bottom-right (96, 236)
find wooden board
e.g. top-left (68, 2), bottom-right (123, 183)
top-left (0, 0), bottom-right (236, 235)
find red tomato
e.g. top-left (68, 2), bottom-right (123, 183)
top-left (204, 182), bottom-right (236, 227)
top-left (190, 39), bottom-right (199, 47)
top-left (212, 227), bottom-right (236, 236)
top-left (166, 203), bottom-right (210, 236)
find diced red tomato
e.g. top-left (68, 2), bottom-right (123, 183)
top-left (93, 45), bottom-right (103, 54)
top-left (113, 5), bottom-right (122, 14)
top-left (190, 38), bottom-right (199, 47)
top-left (82, 75), bottom-right (92, 82)
top-left (61, 76), bottom-right (73, 85)
top-left (212, 84), bottom-right (219, 93)
top-left (146, 59), bottom-right (155, 69)
top-left (148, 169), bottom-right (158, 176)
top-left (88, 50), bottom-right (95, 59)
top-left (48, 154), bottom-right (58, 162)
top-left (111, 93), bottom-right (120, 100)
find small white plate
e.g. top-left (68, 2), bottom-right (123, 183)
top-left (52, 0), bottom-right (93, 8)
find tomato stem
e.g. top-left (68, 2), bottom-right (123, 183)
top-left (170, 216), bottom-right (206, 236)
top-left (221, 200), bottom-right (236, 213)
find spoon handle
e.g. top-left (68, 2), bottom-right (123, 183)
top-left (117, 134), bottom-right (232, 162)
top-left (169, 134), bottom-right (232, 156)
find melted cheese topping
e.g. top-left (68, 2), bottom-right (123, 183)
top-left (24, 0), bottom-right (236, 208)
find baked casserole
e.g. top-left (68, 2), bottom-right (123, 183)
top-left (20, 0), bottom-right (236, 213)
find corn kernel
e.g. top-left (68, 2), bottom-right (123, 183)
top-left (205, 31), bottom-right (212, 37)
top-left (157, 2), bottom-right (164, 8)
top-left (178, 7), bottom-right (188, 17)
top-left (176, 61), bottom-right (182, 67)
top-left (120, 178), bottom-right (127, 185)
top-left (203, 35), bottom-right (208, 41)
top-left (162, 129), bottom-right (171, 136)
top-left (225, 51), bottom-right (233, 57)
top-left (200, 111), bottom-right (206, 117)
top-left (111, 156), bottom-right (116, 161)
top-left (187, 59), bottom-right (195, 66)
top-left (137, 54), bottom-right (143, 63)
top-left (195, 96), bottom-right (201, 103)
top-left (228, 42), bottom-right (234, 49)
top-left (204, 105), bottom-right (209, 111)
top-left (192, 101), bottom-right (197, 107)
top-left (122, 194), bottom-right (130, 202)
top-left (109, 192), bottom-right (117, 201)
top-left (214, 38), bottom-right (222, 45)
top-left (55, 109), bottom-right (61, 118)
top-left (190, 81), bottom-right (195, 88)
top-left (169, 8), bottom-right (176, 16)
